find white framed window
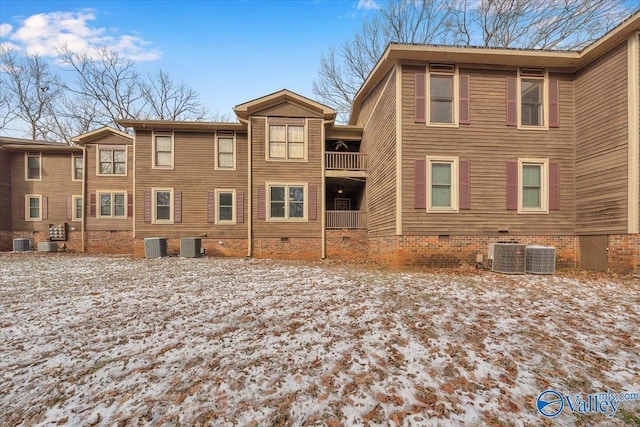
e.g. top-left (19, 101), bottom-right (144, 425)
top-left (25, 153), bottom-right (41, 181)
top-left (267, 119), bottom-right (307, 161)
top-left (153, 129), bottom-right (174, 169)
top-left (215, 131), bottom-right (235, 170)
top-left (97, 146), bottom-right (127, 175)
top-left (152, 188), bottom-right (174, 224)
top-left (72, 154), bottom-right (83, 181)
top-left (267, 183), bottom-right (307, 221)
top-left (215, 189), bottom-right (236, 224)
top-left (426, 156), bottom-right (459, 212)
top-left (428, 64), bottom-right (458, 127)
top-left (518, 68), bottom-right (548, 129)
top-left (518, 158), bottom-right (549, 213)
top-left (25, 194), bottom-right (42, 221)
top-left (97, 191), bottom-right (127, 218)
top-left (72, 195), bottom-right (83, 221)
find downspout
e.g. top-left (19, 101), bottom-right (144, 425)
top-left (322, 119), bottom-right (333, 259)
top-left (81, 145), bottom-right (86, 252)
top-left (242, 117), bottom-right (252, 257)
top-left (132, 132), bottom-right (136, 239)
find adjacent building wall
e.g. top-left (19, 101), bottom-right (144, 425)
top-left (0, 149), bottom-right (12, 250)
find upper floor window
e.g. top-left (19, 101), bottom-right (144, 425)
top-left (215, 130), bottom-right (235, 170)
top-left (429, 64), bottom-right (457, 125)
top-left (267, 118), bottom-right (306, 161)
top-left (98, 191), bottom-right (127, 218)
top-left (25, 153), bottom-right (41, 181)
top-left (153, 129), bottom-right (174, 169)
top-left (507, 68), bottom-right (554, 129)
top-left (72, 154), bottom-right (83, 181)
top-left (426, 156), bottom-right (459, 212)
top-left (267, 183), bottom-right (306, 221)
top-left (98, 146), bottom-right (126, 175)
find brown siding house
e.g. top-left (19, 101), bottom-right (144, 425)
top-left (2, 11), bottom-right (639, 273)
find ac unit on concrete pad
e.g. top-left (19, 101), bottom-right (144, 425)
top-left (180, 237), bottom-right (202, 258)
top-left (491, 243), bottom-right (526, 274)
top-left (13, 238), bottom-right (31, 251)
top-left (144, 237), bottom-right (168, 258)
top-left (37, 242), bottom-right (58, 252)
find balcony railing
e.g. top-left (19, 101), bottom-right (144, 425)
top-left (326, 210), bottom-right (367, 229)
top-left (325, 152), bottom-right (367, 171)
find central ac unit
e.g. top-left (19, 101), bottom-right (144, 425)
top-left (491, 243), bottom-right (526, 274)
top-left (525, 245), bottom-right (556, 274)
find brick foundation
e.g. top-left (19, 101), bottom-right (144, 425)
top-left (86, 231), bottom-right (134, 254)
top-left (609, 234), bottom-right (640, 274)
top-left (133, 238), bottom-right (248, 258)
top-left (326, 230), bottom-right (369, 262)
top-left (252, 237), bottom-right (321, 261)
top-left (369, 235), bottom-right (579, 269)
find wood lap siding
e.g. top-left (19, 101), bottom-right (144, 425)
top-left (135, 130), bottom-right (248, 238)
top-left (361, 68), bottom-right (397, 238)
top-left (575, 42), bottom-right (628, 235)
top-left (9, 151), bottom-right (82, 233)
top-left (0, 150), bottom-right (12, 230)
top-left (401, 64), bottom-right (575, 236)
top-left (357, 73), bottom-right (393, 127)
top-left (250, 117), bottom-right (323, 239)
top-left (254, 101), bottom-right (323, 119)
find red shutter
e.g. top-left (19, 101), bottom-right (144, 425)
top-left (506, 77), bottom-right (517, 126)
top-left (459, 74), bottom-right (470, 125)
top-left (19, 197), bottom-right (25, 220)
top-left (174, 191), bottom-right (182, 223)
top-left (66, 196), bottom-right (73, 220)
top-left (549, 162), bottom-right (560, 210)
top-left (90, 193), bottom-right (96, 217)
top-left (459, 160), bottom-right (471, 210)
top-left (257, 185), bottom-right (266, 220)
top-left (549, 79), bottom-right (559, 128)
top-left (144, 191), bottom-right (151, 223)
top-left (207, 191), bottom-right (215, 223)
top-left (236, 191), bottom-right (244, 223)
top-left (42, 197), bottom-right (48, 220)
top-left (506, 161), bottom-right (518, 210)
top-left (308, 185), bottom-right (317, 220)
top-left (127, 194), bottom-right (133, 218)
top-left (414, 159), bottom-right (426, 209)
top-left (415, 73), bottom-right (426, 123)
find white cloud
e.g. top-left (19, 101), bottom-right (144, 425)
top-left (356, 0), bottom-right (381, 10)
top-left (0, 23), bottom-right (12, 37)
top-left (1, 10), bottom-right (161, 61)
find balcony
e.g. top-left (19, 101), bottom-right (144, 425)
top-left (325, 152), bottom-right (367, 177)
top-left (326, 210), bottom-right (367, 229)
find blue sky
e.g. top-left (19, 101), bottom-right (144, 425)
top-left (0, 0), bottom-right (377, 119)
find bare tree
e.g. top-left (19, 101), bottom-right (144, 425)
top-left (141, 69), bottom-right (208, 121)
top-left (314, 0), bottom-right (632, 122)
top-left (58, 45), bottom-right (146, 132)
top-left (0, 46), bottom-right (63, 140)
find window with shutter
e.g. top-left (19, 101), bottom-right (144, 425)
top-left (426, 156), bottom-right (459, 212)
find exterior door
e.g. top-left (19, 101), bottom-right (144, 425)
top-left (579, 235), bottom-right (608, 272)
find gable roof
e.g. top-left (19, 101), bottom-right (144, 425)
top-left (349, 9), bottom-right (640, 125)
top-left (71, 126), bottom-right (133, 144)
top-left (234, 89), bottom-right (336, 122)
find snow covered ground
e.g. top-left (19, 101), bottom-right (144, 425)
top-left (0, 253), bottom-right (638, 426)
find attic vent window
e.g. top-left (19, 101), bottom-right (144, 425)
top-left (520, 68), bottom-right (545, 77)
top-left (429, 63), bottom-right (455, 73)
top-left (155, 129), bottom-right (172, 135)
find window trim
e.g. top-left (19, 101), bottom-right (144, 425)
top-left (72, 195), bottom-right (83, 222)
top-left (25, 152), bottom-right (42, 181)
top-left (215, 189), bottom-right (236, 225)
top-left (25, 194), bottom-right (42, 221)
top-left (152, 187), bottom-right (174, 224)
top-left (265, 119), bottom-right (308, 162)
top-left (517, 68), bottom-right (549, 130)
top-left (71, 153), bottom-right (83, 181)
top-left (426, 156), bottom-right (459, 212)
top-left (96, 145), bottom-right (128, 176)
top-left (266, 182), bottom-right (308, 222)
top-left (517, 158), bottom-right (549, 214)
top-left (152, 129), bottom-right (174, 170)
top-left (427, 64), bottom-right (459, 128)
top-left (215, 131), bottom-right (236, 170)
top-left (96, 190), bottom-right (128, 219)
